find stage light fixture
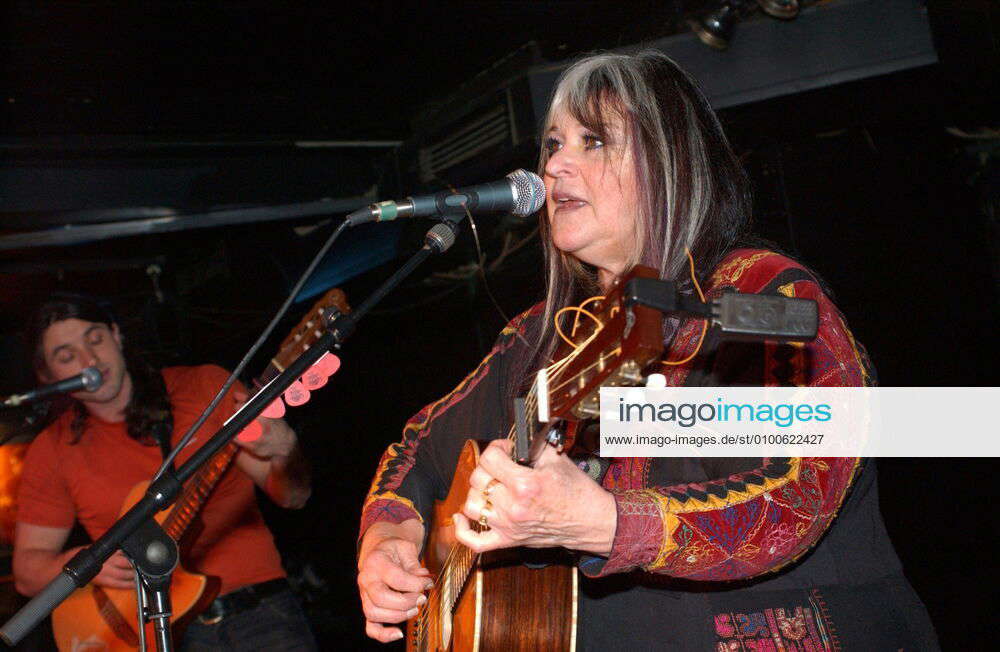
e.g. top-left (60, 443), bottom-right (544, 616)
top-left (692, 0), bottom-right (800, 50)
top-left (692, 0), bottom-right (751, 50)
top-left (757, 0), bottom-right (800, 20)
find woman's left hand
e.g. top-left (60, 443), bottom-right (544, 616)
top-left (454, 439), bottom-right (616, 556)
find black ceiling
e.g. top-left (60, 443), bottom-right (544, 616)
top-left (1, 1), bottom-right (693, 139)
top-left (3, 1), bottom-right (994, 142)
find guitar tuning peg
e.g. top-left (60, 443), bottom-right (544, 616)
top-left (645, 373), bottom-right (667, 388)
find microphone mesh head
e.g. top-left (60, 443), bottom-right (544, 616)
top-left (506, 169), bottom-right (546, 217)
top-left (81, 366), bottom-right (103, 391)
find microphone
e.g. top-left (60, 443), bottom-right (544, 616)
top-left (2, 367), bottom-right (104, 408)
top-left (347, 169), bottom-right (546, 226)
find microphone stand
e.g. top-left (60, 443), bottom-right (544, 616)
top-left (0, 222), bottom-right (460, 649)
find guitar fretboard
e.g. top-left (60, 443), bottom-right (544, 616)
top-left (161, 364), bottom-right (279, 541)
top-left (419, 405), bottom-right (537, 645)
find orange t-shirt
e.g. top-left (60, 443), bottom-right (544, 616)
top-left (17, 365), bottom-right (285, 595)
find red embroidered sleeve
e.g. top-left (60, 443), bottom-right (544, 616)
top-left (592, 457), bottom-right (862, 579)
top-left (582, 250), bottom-right (872, 580)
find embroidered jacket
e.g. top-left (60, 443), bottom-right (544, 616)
top-left (361, 248), bottom-right (872, 580)
top-left (359, 249), bottom-right (939, 649)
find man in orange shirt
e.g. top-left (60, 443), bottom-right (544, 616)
top-left (13, 294), bottom-right (316, 650)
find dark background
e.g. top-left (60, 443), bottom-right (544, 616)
top-left (1, 1), bottom-right (997, 650)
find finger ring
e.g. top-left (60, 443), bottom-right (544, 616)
top-left (478, 500), bottom-right (493, 528)
top-left (483, 478), bottom-right (500, 499)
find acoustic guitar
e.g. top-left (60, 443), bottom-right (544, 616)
top-left (409, 267), bottom-right (665, 651)
top-left (51, 288), bottom-right (349, 651)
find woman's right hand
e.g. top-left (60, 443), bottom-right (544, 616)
top-left (357, 519), bottom-right (431, 643)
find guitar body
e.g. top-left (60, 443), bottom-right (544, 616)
top-left (409, 440), bottom-right (577, 652)
top-left (51, 481), bottom-right (219, 652)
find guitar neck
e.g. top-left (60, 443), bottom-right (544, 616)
top-left (161, 363), bottom-right (279, 541)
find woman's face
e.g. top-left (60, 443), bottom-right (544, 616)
top-left (544, 105), bottom-right (639, 282)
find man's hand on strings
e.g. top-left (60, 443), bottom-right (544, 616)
top-left (453, 439), bottom-right (616, 556)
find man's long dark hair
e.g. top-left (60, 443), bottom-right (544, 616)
top-left (26, 294), bottom-right (173, 446)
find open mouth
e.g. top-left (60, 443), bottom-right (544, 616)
top-left (552, 192), bottom-right (588, 212)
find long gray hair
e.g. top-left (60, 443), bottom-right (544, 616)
top-left (525, 50), bottom-right (750, 384)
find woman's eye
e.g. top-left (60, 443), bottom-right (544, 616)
top-left (583, 134), bottom-right (604, 150)
top-left (57, 353), bottom-right (74, 365)
top-left (544, 137), bottom-right (562, 155)
top-left (88, 334), bottom-right (103, 346)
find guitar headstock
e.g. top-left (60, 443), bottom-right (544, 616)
top-left (545, 266), bottom-right (664, 423)
top-left (516, 267), bottom-right (665, 463)
top-left (272, 288), bottom-right (351, 372)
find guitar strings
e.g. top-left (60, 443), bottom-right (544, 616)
top-left (429, 295), bottom-right (614, 626)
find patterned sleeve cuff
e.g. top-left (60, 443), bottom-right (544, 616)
top-left (358, 495), bottom-right (423, 546)
top-left (580, 490), bottom-right (666, 577)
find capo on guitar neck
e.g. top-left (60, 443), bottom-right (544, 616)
top-left (514, 397), bottom-right (529, 463)
top-left (513, 396), bottom-right (566, 465)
